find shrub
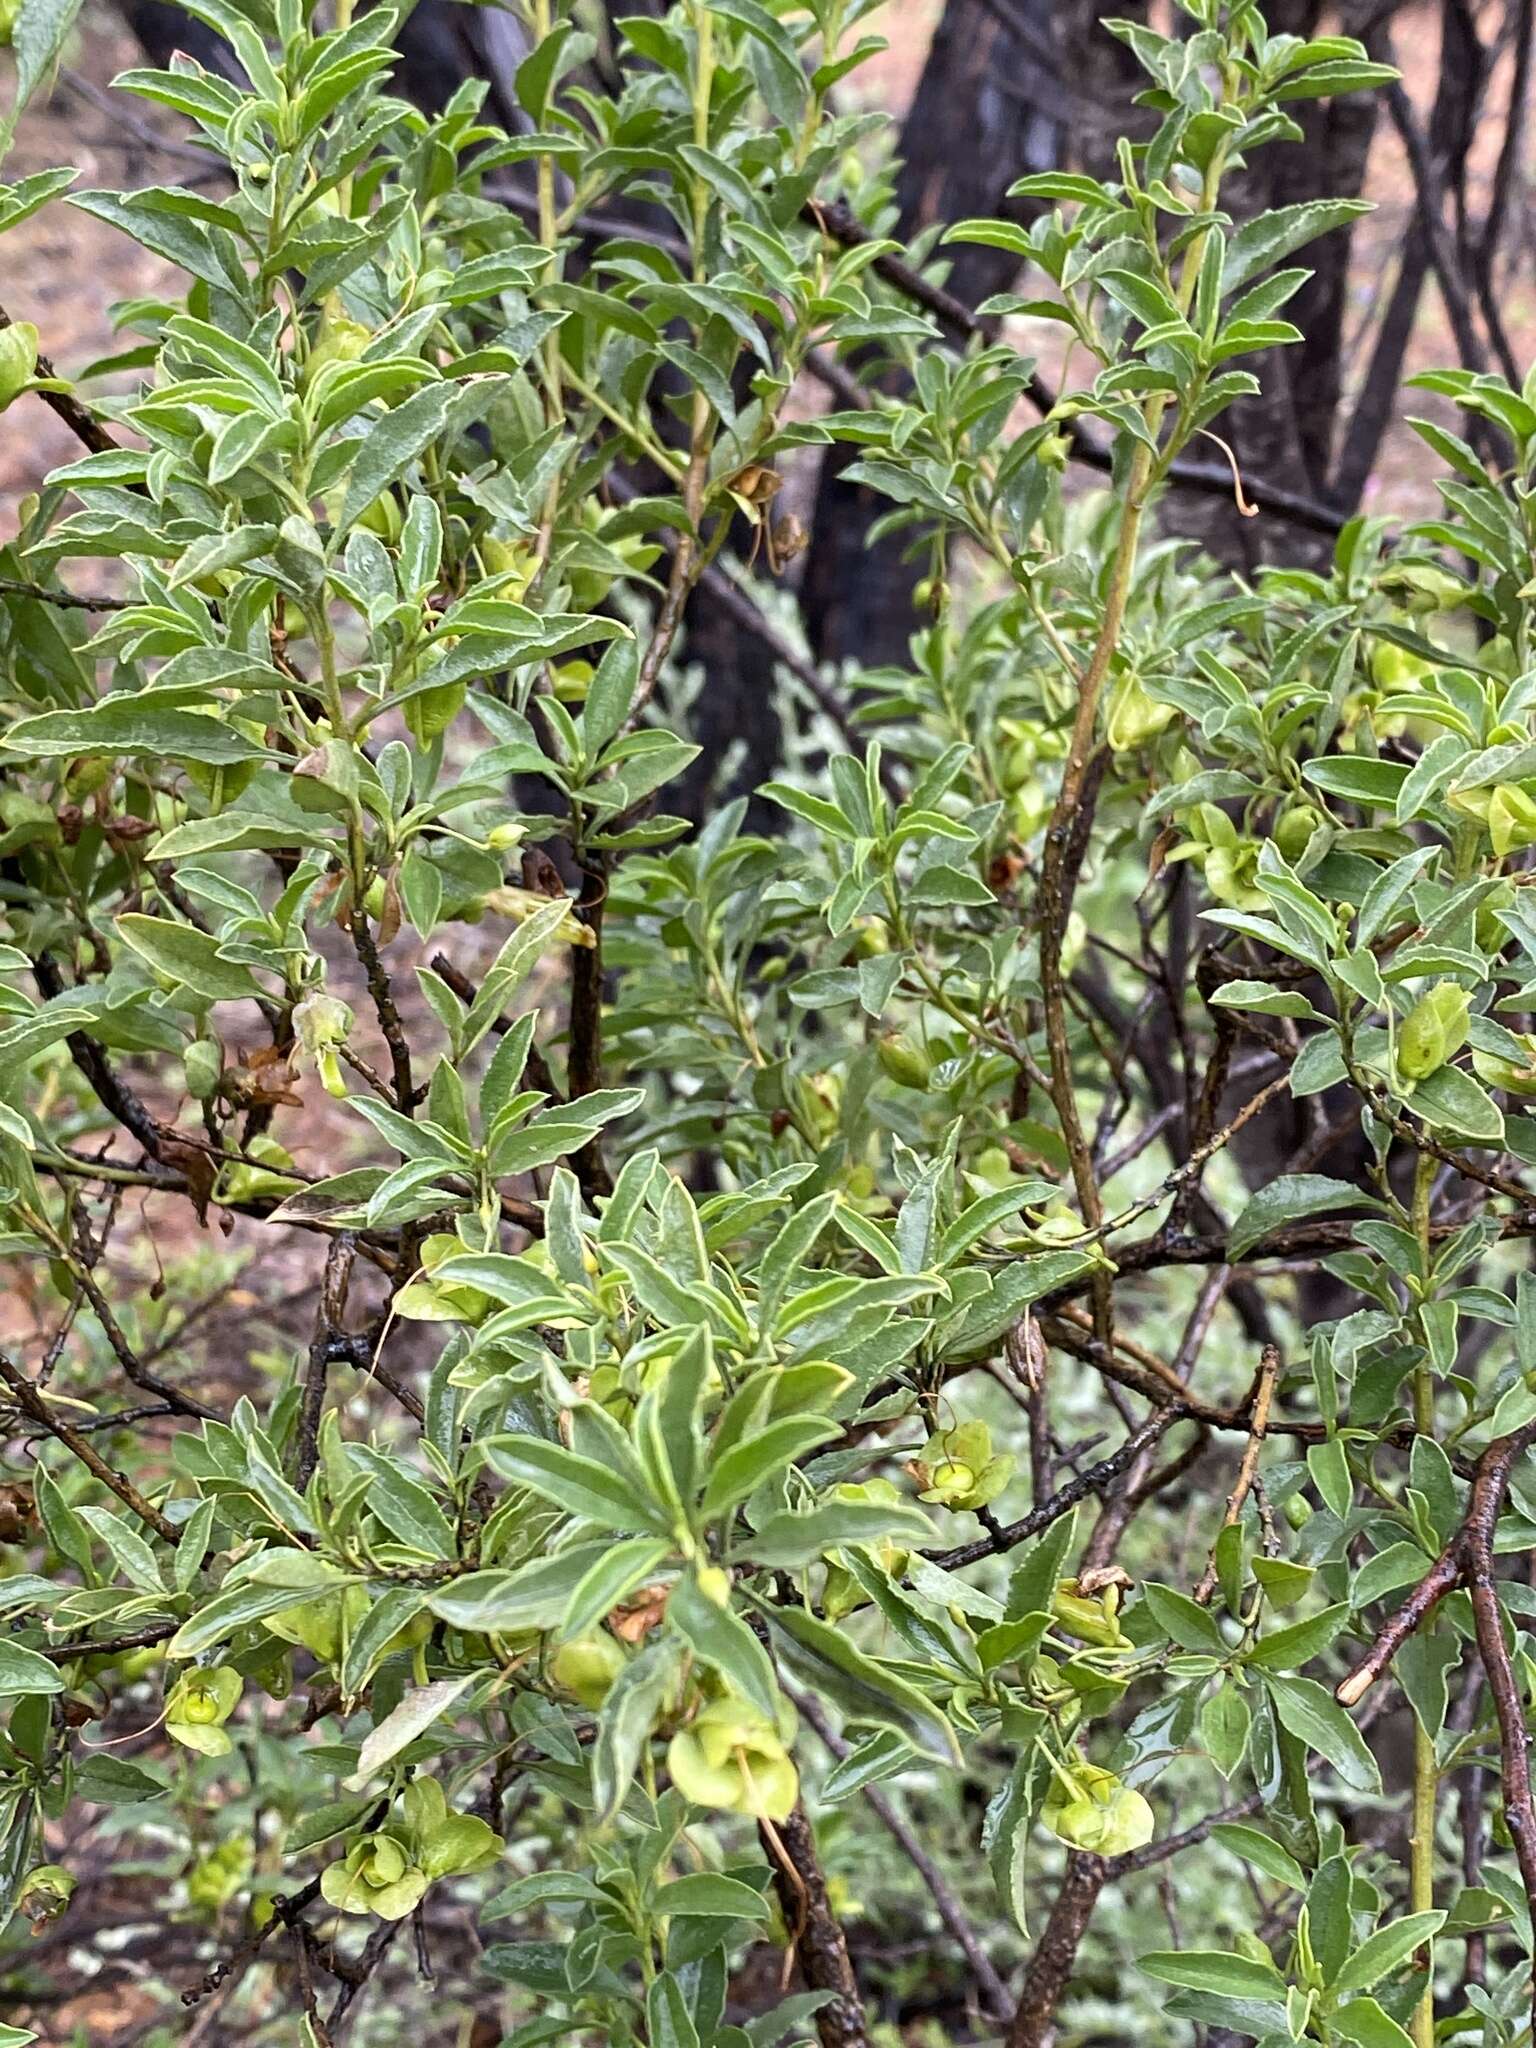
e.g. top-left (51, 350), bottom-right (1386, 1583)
top-left (2, 1), bottom-right (1536, 2044)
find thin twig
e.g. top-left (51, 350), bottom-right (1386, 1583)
top-left (295, 1236), bottom-right (356, 1488)
top-left (791, 1686), bottom-right (1011, 2021)
top-left (1194, 1343), bottom-right (1279, 1603)
top-left (0, 300), bottom-right (119, 455)
top-left (0, 575), bottom-right (132, 611)
top-left (0, 1345), bottom-right (179, 1544)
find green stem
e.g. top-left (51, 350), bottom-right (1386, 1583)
top-left (1409, 1146), bottom-right (1437, 2048)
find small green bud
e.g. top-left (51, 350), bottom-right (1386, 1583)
top-left (695, 1565), bottom-right (732, 1608)
top-left (876, 1034), bottom-right (932, 1089)
top-left (551, 1633), bottom-right (627, 1708)
top-left (1036, 427), bottom-right (1071, 471)
top-left (1000, 737), bottom-right (1037, 792)
top-left (1273, 804), bottom-right (1322, 863)
top-left (301, 295), bottom-right (371, 387)
top-left (1370, 641), bottom-right (1435, 690)
top-left (1489, 783), bottom-right (1536, 858)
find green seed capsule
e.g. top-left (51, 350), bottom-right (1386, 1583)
top-left (1398, 983), bottom-right (1470, 1081)
top-left (1105, 671), bottom-right (1174, 751)
top-left (1273, 804), bottom-right (1321, 863)
top-left (876, 1034), bottom-right (932, 1089)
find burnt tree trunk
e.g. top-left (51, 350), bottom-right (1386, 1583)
top-left (797, 0), bottom-right (1065, 671)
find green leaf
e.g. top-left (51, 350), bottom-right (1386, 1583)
top-left (1210, 1822), bottom-right (1306, 1890)
top-left (760, 783), bottom-right (851, 837)
top-left (1245, 1602), bottom-right (1348, 1672)
top-left (460, 897), bottom-right (575, 1054)
top-left (0, 992), bottom-right (102, 1070)
top-left (647, 1973), bottom-right (701, 2048)
top-left (3, 704), bottom-right (273, 765)
top-left (654, 1872), bottom-right (771, 1920)
top-left (115, 915), bottom-right (268, 1004)
top-left (1263, 1673), bottom-right (1381, 1792)
top-left (1251, 1556), bottom-right (1315, 1607)
top-left (424, 1544), bottom-right (618, 1632)
top-left (340, 1588), bottom-right (428, 1699)
top-left (699, 1416), bottom-right (840, 1519)
top-left (559, 1538), bottom-right (671, 1642)
top-left (1200, 1685), bottom-right (1250, 1776)
top-left (1140, 1950), bottom-right (1286, 1997)
top-left (1143, 1582), bottom-right (1226, 1654)
top-left (1396, 1631), bottom-right (1458, 1743)
top-left (340, 379), bottom-right (476, 528)
top-left (166, 1568), bottom-right (354, 1658)
top-left (740, 1500), bottom-right (933, 1570)
top-left (592, 1639), bottom-right (683, 1823)
top-left (152, 811), bottom-right (327, 859)
top-left (1229, 1175), bottom-right (1365, 1258)
top-left (349, 1449), bottom-right (455, 1557)
top-left (1273, 60), bottom-right (1398, 100)
top-left (1303, 756), bottom-right (1409, 806)
top-left (1330, 2000), bottom-right (1416, 2048)
top-left (1332, 1912), bottom-right (1443, 1997)
top-left (1209, 979), bottom-right (1322, 1019)
top-left (1306, 1439), bottom-right (1353, 1521)
top-left (74, 1754), bottom-right (169, 1804)
top-left (1408, 1064), bottom-right (1505, 1146)
top-left (765, 1605), bottom-right (960, 1765)
top-left (982, 1753), bottom-right (1035, 1934)
top-left (344, 1675), bottom-right (476, 1788)
top-left (0, 1640), bottom-right (65, 1696)
top-left (1221, 200), bottom-right (1372, 294)
top-left (284, 1796), bottom-right (377, 1856)
top-left (481, 1435), bottom-right (669, 1536)
top-left (667, 1573), bottom-right (780, 1724)
top-left (7, 0), bottom-right (87, 138)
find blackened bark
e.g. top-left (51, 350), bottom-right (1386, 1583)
top-left (798, 0), bottom-right (1065, 671)
top-left (762, 1804), bottom-right (869, 2048)
top-left (1167, 0), bottom-right (1383, 568)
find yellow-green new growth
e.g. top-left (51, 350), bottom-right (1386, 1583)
top-left (322, 1778), bottom-right (502, 1921)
